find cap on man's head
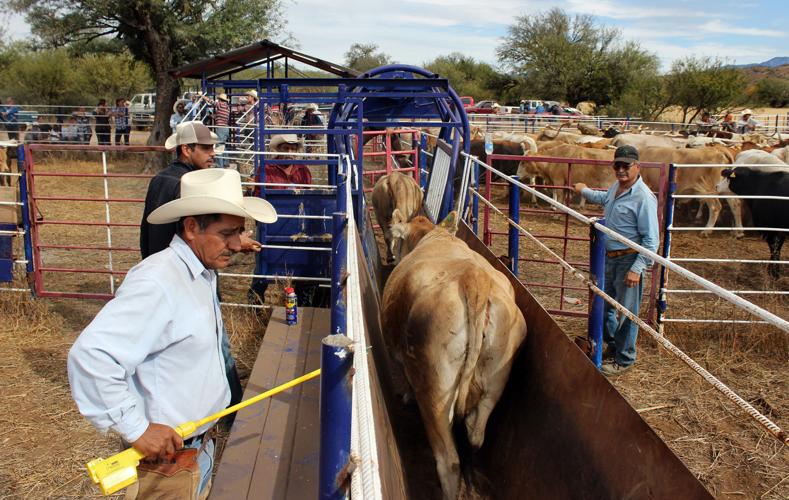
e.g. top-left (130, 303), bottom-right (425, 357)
top-left (269, 134), bottom-right (301, 150)
top-left (614, 145), bottom-right (639, 164)
top-left (165, 121), bottom-right (221, 151)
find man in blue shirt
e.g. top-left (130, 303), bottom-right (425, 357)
top-left (68, 168), bottom-right (276, 498)
top-left (1, 97), bottom-right (20, 141)
top-left (574, 145), bottom-right (659, 376)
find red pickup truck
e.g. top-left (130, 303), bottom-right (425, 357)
top-left (460, 96), bottom-right (475, 110)
top-left (465, 100), bottom-right (500, 114)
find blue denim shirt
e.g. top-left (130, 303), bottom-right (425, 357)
top-left (581, 176), bottom-right (659, 274)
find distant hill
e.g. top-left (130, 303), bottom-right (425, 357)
top-left (735, 57), bottom-right (789, 69)
top-left (739, 63), bottom-right (789, 87)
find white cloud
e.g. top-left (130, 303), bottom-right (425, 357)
top-left (698, 19), bottom-right (783, 37)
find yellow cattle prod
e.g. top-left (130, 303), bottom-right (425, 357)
top-left (86, 369), bottom-right (321, 495)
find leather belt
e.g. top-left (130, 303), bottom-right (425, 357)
top-left (606, 248), bottom-right (638, 258)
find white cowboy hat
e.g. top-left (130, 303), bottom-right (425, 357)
top-left (245, 90), bottom-right (258, 99)
top-left (305, 103), bottom-right (319, 111)
top-left (165, 121), bottom-right (221, 151)
top-left (217, 93), bottom-right (229, 102)
top-left (173, 99), bottom-right (188, 113)
top-left (269, 134), bottom-right (301, 150)
top-left (147, 169), bottom-right (277, 224)
top-left (741, 109), bottom-right (754, 116)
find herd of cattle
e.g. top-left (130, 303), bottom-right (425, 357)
top-left (422, 123), bottom-right (787, 278)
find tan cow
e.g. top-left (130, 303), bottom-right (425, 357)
top-left (638, 146), bottom-right (742, 236)
top-left (0, 147), bottom-right (8, 187)
top-left (519, 143), bottom-right (616, 209)
top-left (383, 212), bottom-right (527, 500)
top-left (612, 133), bottom-right (685, 149)
top-left (371, 171), bottom-right (423, 262)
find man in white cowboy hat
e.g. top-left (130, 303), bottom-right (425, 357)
top-left (299, 103), bottom-right (324, 152)
top-left (737, 109), bottom-right (762, 134)
top-left (264, 134), bottom-right (312, 187)
top-left (170, 99), bottom-right (188, 129)
top-left (141, 121), bottom-right (261, 409)
top-left (68, 168), bottom-right (276, 499)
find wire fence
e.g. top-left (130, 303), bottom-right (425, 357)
top-left (460, 154), bottom-right (788, 445)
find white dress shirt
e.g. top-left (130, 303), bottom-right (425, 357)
top-left (67, 235), bottom-right (231, 442)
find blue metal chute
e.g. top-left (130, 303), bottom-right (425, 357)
top-left (327, 64), bottom-right (470, 222)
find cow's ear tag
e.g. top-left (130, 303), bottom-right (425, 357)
top-left (438, 211), bottom-right (458, 234)
top-left (729, 172), bottom-right (736, 178)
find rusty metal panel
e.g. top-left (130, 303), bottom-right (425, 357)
top-left (458, 222), bottom-right (712, 499)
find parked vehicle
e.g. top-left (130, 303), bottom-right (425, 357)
top-left (466, 100), bottom-right (500, 114)
top-left (460, 96), bottom-right (475, 110)
top-left (130, 93), bottom-right (155, 129)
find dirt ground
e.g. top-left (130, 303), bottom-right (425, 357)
top-left (0, 150), bottom-right (787, 499)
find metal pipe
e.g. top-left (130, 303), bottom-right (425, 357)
top-left (483, 166), bottom-right (492, 245)
top-left (508, 175), bottom-right (520, 276)
top-left (588, 219), bottom-right (607, 368)
top-left (472, 157), bottom-right (479, 235)
top-left (331, 212), bottom-right (347, 337)
top-left (319, 334), bottom-right (354, 500)
top-left (17, 145), bottom-right (33, 278)
top-left (658, 163), bottom-right (677, 331)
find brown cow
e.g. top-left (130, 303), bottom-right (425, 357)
top-left (638, 146), bottom-right (742, 236)
top-left (0, 147), bottom-right (8, 187)
top-left (371, 171), bottom-right (423, 263)
top-left (383, 212), bottom-right (527, 500)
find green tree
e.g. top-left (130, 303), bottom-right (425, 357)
top-left (0, 48), bottom-right (78, 104)
top-left (74, 52), bottom-right (153, 104)
top-left (424, 53), bottom-right (501, 100)
top-left (497, 8), bottom-right (658, 106)
top-left (344, 43), bottom-right (392, 72)
top-left (664, 56), bottom-right (745, 123)
top-left (8, 0), bottom-right (287, 149)
top-left (754, 77), bottom-right (789, 107)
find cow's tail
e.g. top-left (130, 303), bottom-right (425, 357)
top-left (455, 267), bottom-right (490, 418)
top-left (392, 172), bottom-right (423, 220)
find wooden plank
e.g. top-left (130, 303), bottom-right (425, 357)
top-left (210, 307), bottom-right (320, 500)
top-left (282, 307), bottom-right (324, 499)
top-left (246, 306), bottom-right (320, 500)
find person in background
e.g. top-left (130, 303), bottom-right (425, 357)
top-left (185, 92), bottom-right (208, 121)
top-left (737, 109), bottom-right (762, 134)
top-left (248, 134), bottom-right (328, 307)
top-left (112, 97), bottom-right (131, 145)
top-left (170, 100), bottom-right (188, 130)
top-left (720, 113), bottom-right (737, 133)
top-left (573, 145), bottom-right (659, 377)
top-left (68, 168), bottom-right (276, 500)
top-left (94, 99), bottom-right (112, 145)
top-left (75, 106), bottom-right (93, 144)
top-left (210, 93), bottom-right (231, 168)
top-left (519, 99), bottom-right (527, 114)
top-left (695, 111), bottom-right (718, 134)
top-left (1, 97), bottom-right (20, 141)
top-left (300, 103), bottom-right (324, 152)
top-left (61, 114), bottom-right (81, 143)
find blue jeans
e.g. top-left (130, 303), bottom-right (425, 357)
top-left (184, 435), bottom-right (215, 496)
top-left (214, 126), bottom-right (229, 168)
top-left (603, 254), bottom-right (643, 367)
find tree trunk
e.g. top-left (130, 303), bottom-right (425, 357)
top-left (140, 21), bottom-right (180, 171)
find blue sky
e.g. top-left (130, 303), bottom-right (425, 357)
top-left (5, 0), bottom-right (787, 71)
top-left (284, 0), bottom-right (788, 70)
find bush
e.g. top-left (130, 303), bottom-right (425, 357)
top-left (755, 77), bottom-right (789, 107)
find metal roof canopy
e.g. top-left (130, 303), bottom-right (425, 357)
top-left (169, 39), bottom-right (360, 80)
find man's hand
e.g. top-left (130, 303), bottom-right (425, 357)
top-left (240, 230), bottom-right (262, 253)
top-left (131, 423), bottom-right (183, 461)
top-left (624, 271), bottom-right (641, 288)
top-left (573, 182), bottom-right (587, 194)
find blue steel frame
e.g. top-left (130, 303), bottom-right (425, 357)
top-left (657, 164), bottom-right (677, 329)
top-left (588, 219), bottom-right (607, 368)
top-left (195, 62), bottom-right (471, 498)
top-left (508, 175), bottom-right (520, 276)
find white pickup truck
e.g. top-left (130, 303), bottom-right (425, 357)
top-left (130, 93), bottom-right (155, 129)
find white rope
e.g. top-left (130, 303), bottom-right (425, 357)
top-left (469, 188), bottom-right (789, 445)
top-left (671, 258), bottom-right (789, 265)
top-left (465, 154), bottom-right (789, 333)
top-left (346, 155), bottom-right (383, 499)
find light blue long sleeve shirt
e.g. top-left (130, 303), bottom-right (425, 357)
top-left (67, 235), bottom-right (230, 442)
top-left (581, 176), bottom-right (660, 275)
